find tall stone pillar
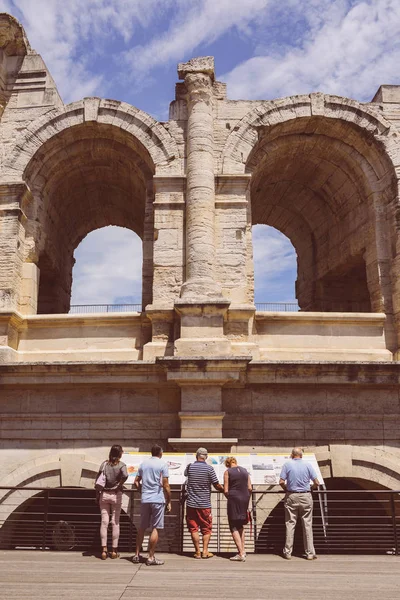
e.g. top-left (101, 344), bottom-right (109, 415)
top-left (174, 57), bottom-right (231, 357)
top-left (178, 56), bottom-right (221, 300)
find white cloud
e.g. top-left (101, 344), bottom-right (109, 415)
top-left (222, 0), bottom-right (400, 102)
top-left (70, 226), bottom-right (142, 306)
top-left (0, 0), bottom-right (171, 102)
top-left (252, 225), bottom-right (298, 303)
top-left (124, 0), bottom-right (269, 75)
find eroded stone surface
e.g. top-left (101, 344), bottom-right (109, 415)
top-left (1, 14), bottom-right (400, 508)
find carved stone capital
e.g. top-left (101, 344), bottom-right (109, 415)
top-left (185, 72), bottom-right (213, 106)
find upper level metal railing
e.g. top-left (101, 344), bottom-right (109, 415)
top-left (1, 486), bottom-right (399, 555)
top-left (69, 303), bottom-right (299, 314)
top-left (255, 302), bottom-right (299, 311)
top-left (69, 304), bottom-right (142, 314)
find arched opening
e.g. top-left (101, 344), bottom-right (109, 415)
top-left (252, 224), bottom-right (298, 309)
top-left (248, 116), bottom-right (395, 312)
top-left (257, 478), bottom-right (398, 555)
top-left (69, 226), bottom-right (142, 310)
top-left (23, 121), bottom-right (154, 314)
top-left (0, 488), bottom-right (136, 551)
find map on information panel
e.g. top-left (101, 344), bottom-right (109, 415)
top-left (122, 452), bottom-right (324, 486)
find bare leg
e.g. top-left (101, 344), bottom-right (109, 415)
top-left (135, 527), bottom-right (146, 556)
top-left (231, 530), bottom-right (243, 555)
top-left (148, 527), bottom-right (159, 559)
top-left (240, 527), bottom-right (245, 555)
top-left (202, 533), bottom-right (211, 555)
top-left (190, 531), bottom-right (201, 554)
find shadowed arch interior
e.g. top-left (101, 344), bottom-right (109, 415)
top-left (23, 122), bottom-right (155, 314)
top-left (248, 116), bottom-right (396, 312)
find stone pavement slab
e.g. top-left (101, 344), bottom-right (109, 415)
top-left (0, 551), bottom-right (399, 600)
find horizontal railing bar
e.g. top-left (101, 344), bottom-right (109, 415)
top-left (2, 486), bottom-right (400, 493)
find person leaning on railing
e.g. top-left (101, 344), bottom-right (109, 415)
top-left (97, 444), bottom-right (128, 560)
top-left (223, 456), bottom-right (252, 562)
top-left (279, 447), bottom-right (320, 561)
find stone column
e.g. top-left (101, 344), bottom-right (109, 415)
top-left (174, 58), bottom-right (231, 357)
top-left (0, 183), bottom-right (30, 312)
top-left (178, 57), bottom-right (221, 300)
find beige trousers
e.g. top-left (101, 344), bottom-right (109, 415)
top-left (283, 492), bottom-right (315, 557)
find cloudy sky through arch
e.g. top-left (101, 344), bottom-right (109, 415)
top-left (1, 0), bottom-right (399, 305)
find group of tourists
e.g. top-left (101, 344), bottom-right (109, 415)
top-left (95, 444), bottom-right (319, 564)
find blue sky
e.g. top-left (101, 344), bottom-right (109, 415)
top-left (1, 0), bottom-right (399, 306)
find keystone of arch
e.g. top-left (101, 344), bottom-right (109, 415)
top-left (220, 93), bottom-right (394, 175)
top-left (2, 98), bottom-right (182, 182)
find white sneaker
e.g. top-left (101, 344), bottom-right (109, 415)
top-left (230, 554), bottom-right (246, 561)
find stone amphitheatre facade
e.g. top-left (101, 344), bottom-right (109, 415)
top-left (1, 12), bottom-right (400, 504)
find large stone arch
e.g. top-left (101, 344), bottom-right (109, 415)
top-left (5, 99), bottom-right (181, 314)
top-left (0, 453), bottom-right (130, 528)
top-left (253, 445), bottom-right (400, 552)
top-left (221, 94), bottom-right (399, 349)
top-left (220, 93), bottom-right (394, 175)
top-left (3, 98), bottom-right (181, 181)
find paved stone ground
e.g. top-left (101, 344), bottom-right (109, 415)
top-left (0, 551), bottom-right (399, 600)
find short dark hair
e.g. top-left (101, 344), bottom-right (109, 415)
top-left (151, 444), bottom-right (163, 457)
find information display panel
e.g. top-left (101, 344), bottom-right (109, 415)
top-left (122, 452), bottom-right (324, 485)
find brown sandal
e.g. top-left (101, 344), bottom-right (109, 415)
top-left (202, 552), bottom-right (214, 559)
top-left (110, 550), bottom-right (120, 559)
top-left (193, 552), bottom-right (201, 559)
top-left (101, 550), bottom-right (107, 560)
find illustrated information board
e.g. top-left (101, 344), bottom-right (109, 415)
top-left (122, 452), bottom-right (324, 486)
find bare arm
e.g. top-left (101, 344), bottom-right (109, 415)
top-left (163, 476), bottom-right (171, 512)
top-left (213, 482), bottom-right (224, 493)
top-left (311, 477), bottom-right (320, 490)
top-left (223, 470), bottom-right (229, 496)
top-left (134, 475), bottom-right (142, 492)
top-left (279, 477), bottom-right (287, 491)
top-left (248, 475), bottom-right (252, 494)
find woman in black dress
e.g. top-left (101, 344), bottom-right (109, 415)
top-left (224, 456), bottom-right (252, 561)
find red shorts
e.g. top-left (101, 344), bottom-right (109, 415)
top-left (186, 507), bottom-right (212, 535)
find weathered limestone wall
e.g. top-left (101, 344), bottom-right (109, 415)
top-left (1, 12), bottom-right (400, 512)
top-left (1, 363), bottom-right (400, 492)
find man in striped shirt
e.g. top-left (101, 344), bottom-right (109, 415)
top-left (184, 447), bottom-right (224, 559)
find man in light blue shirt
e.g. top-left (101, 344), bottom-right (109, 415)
top-left (132, 444), bottom-right (171, 566)
top-left (279, 447), bottom-right (320, 560)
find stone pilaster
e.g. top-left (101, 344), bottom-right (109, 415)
top-left (178, 57), bottom-right (221, 300)
top-left (0, 183), bottom-right (30, 312)
top-left (158, 356), bottom-right (249, 444)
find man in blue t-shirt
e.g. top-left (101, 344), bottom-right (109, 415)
top-left (279, 447), bottom-right (320, 560)
top-left (132, 444), bottom-right (171, 566)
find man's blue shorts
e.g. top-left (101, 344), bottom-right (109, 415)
top-left (140, 502), bottom-right (165, 529)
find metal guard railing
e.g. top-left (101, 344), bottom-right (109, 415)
top-left (0, 487), bottom-right (399, 555)
top-left (69, 304), bottom-right (142, 314)
top-left (68, 303), bottom-right (298, 314)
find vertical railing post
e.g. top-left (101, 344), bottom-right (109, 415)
top-left (129, 489), bottom-right (135, 553)
top-left (390, 492), bottom-right (399, 555)
top-left (180, 486), bottom-right (185, 555)
top-left (42, 489), bottom-right (49, 551)
top-left (252, 488), bottom-right (257, 553)
top-left (217, 491), bottom-right (220, 553)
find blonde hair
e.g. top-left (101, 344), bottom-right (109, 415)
top-left (225, 456), bottom-right (238, 468)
